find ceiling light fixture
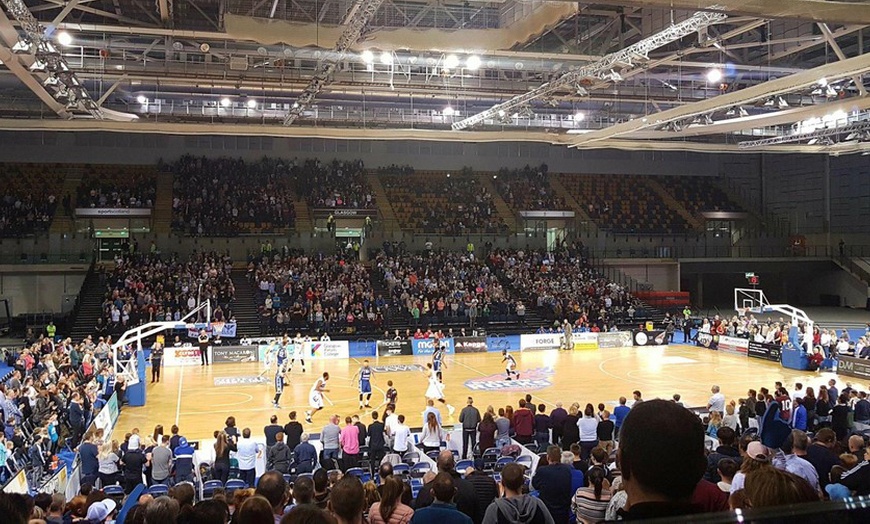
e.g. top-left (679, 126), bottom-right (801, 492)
top-left (706, 67), bottom-right (723, 83)
top-left (246, 99), bottom-right (257, 109)
top-left (57, 31), bottom-right (73, 47)
top-left (136, 95), bottom-right (147, 104)
top-left (443, 105), bottom-right (455, 116)
top-left (220, 98), bottom-right (231, 107)
top-left (379, 51), bottom-right (393, 65)
top-left (466, 55), bottom-right (481, 71)
top-left (443, 54), bottom-right (459, 69)
top-left (361, 50), bottom-right (374, 64)
top-left (574, 111), bottom-right (585, 122)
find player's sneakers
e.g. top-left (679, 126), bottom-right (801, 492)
top-left (505, 377), bottom-right (512, 381)
top-left (516, 373), bottom-right (520, 380)
top-left (364, 404), bottom-right (372, 408)
top-left (272, 402), bottom-right (280, 409)
top-left (305, 412), bottom-right (312, 424)
top-left (448, 404), bottom-right (455, 416)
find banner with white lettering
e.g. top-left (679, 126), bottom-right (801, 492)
top-left (164, 346), bottom-right (203, 366)
top-left (718, 335), bottom-right (749, 355)
top-left (520, 333), bottom-right (562, 351)
top-left (411, 338), bottom-right (455, 356)
top-left (186, 322), bottom-right (237, 339)
top-left (597, 332), bottom-right (633, 349)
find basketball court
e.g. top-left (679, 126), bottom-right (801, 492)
top-left (116, 342), bottom-right (833, 441)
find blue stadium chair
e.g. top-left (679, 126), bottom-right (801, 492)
top-left (482, 448), bottom-right (500, 471)
top-left (425, 450), bottom-right (440, 461)
top-left (225, 479), bottom-right (247, 496)
top-left (345, 468), bottom-right (366, 480)
top-left (403, 451), bottom-right (421, 465)
top-left (410, 478), bottom-right (424, 498)
top-left (410, 462), bottom-right (431, 478)
top-left (297, 473), bottom-right (313, 480)
top-left (494, 456), bottom-right (515, 472)
top-left (516, 455), bottom-right (533, 470)
top-left (455, 459), bottom-right (473, 476)
top-left (202, 480), bottom-right (223, 499)
top-left (327, 469), bottom-right (342, 479)
top-left (492, 473), bottom-right (501, 483)
top-left (103, 485), bottom-right (125, 504)
top-left (148, 484), bottom-right (169, 497)
top-left (283, 474), bottom-right (295, 485)
top-left (393, 464), bottom-right (410, 477)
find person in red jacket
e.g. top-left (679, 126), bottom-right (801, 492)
top-left (512, 399), bottom-right (535, 445)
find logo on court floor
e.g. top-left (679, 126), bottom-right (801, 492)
top-left (463, 367), bottom-right (554, 392)
top-left (214, 376), bottom-right (269, 387)
top-left (371, 364), bottom-right (424, 373)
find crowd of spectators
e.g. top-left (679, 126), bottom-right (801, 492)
top-left (76, 167), bottom-right (157, 209)
top-left (247, 250), bottom-right (383, 335)
top-left (382, 173), bottom-right (508, 235)
top-left (96, 251), bottom-right (235, 338)
top-left (488, 244), bottom-right (636, 326)
top-left (0, 164), bottom-right (62, 237)
top-left (295, 158), bottom-right (375, 209)
top-left (170, 156), bottom-right (296, 236)
top-left (375, 250), bottom-right (517, 328)
top-left (494, 164), bottom-right (566, 211)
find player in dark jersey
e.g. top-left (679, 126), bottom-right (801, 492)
top-left (353, 360), bottom-right (375, 409)
top-left (432, 344), bottom-right (446, 382)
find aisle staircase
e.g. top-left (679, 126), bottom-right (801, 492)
top-left (644, 177), bottom-right (705, 231)
top-left (477, 174), bottom-right (519, 233)
top-left (547, 175), bottom-right (598, 228)
top-left (68, 268), bottom-right (105, 342)
top-left (50, 167), bottom-right (83, 234)
top-left (366, 173), bottom-right (400, 232)
top-left (230, 270), bottom-right (264, 338)
top-left (294, 199), bottom-right (313, 233)
top-left (152, 171), bottom-right (174, 234)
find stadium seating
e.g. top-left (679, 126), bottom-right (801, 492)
top-left (0, 163), bottom-right (63, 237)
top-left (294, 158), bottom-right (375, 209)
top-left (494, 164), bottom-right (567, 210)
top-left (76, 165), bottom-right (157, 208)
top-left (660, 175), bottom-right (746, 215)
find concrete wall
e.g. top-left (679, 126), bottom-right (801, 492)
top-left (0, 268), bottom-right (87, 316)
top-left (602, 259), bottom-right (680, 291)
top-left (795, 266), bottom-right (869, 309)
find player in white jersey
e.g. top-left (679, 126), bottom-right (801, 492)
top-left (502, 349), bottom-right (520, 380)
top-left (258, 338), bottom-right (282, 378)
top-left (423, 363), bottom-right (454, 416)
top-left (305, 372), bottom-right (329, 423)
top-left (289, 332), bottom-right (306, 373)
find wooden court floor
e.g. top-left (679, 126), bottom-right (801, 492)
top-left (116, 344), bottom-right (839, 441)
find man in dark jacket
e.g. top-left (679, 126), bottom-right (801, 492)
top-left (549, 402), bottom-right (567, 445)
top-left (267, 432), bottom-right (292, 473)
top-left (483, 463), bottom-right (554, 524)
top-left (465, 467), bottom-right (498, 523)
top-left (368, 411), bottom-right (386, 468)
top-left (264, 415), bottom-right (283, 447)
top-left (294, 433), bottom-right (318, 473)
top-left (414, 450), bottom-right (479, 522)
top-left (459, 397), bottom-right (481, 460)
top-left (704, 427), bottom-right (742, 483)
top-left (531, 445), bottom-right (573, 523)
top-left (283, 411), bottom-right (304, 449)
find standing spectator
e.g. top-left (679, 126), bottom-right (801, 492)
top-left (391, 415), bottom-right (412, 455)
top-left (329, 476), bottom-right (367, 524)
top-left (264, 415), bottom-right (283, 447)
top-left (577, 405), bottom-right (598, 460)
top-left (80, 432), bottom-right (100, 487)
top-left (411, 472), bottom-right (473, 524)
top-left (704, 427), bottom-right (741, 483)
top-left (495, 409), bottom-right (511, 448)
top-left (150, 435), bottom-right (173, 486)
top-left (284, 412), bottom-right (304, 450)
top-left (368, 411), bottom-right (386, 468)
top-left (213, 431), bottom-right (237, 485)
top-left (512, 399), bottom-right (534, 445)
top-left (832, 394), bottom-right (852, 442)
top-left (173, 436), bottom-right (196, 484)
top-left (612, 398), bottom-right (630, 438)
top-left (321, 415), bottom-right (342, 467)
top-left (534, 404), bottom-right (552, 450)
top-left (708, 386), bottom-right (725, 414)
top-left (198, 329), bottom-right (210, 366)
top-left (792, 398), bottom-right (808, 431)
top-left (615, 400), bottom-right (706, 519)
top-left (97, 440), bottom-right (122, 488)
top-left (531, 445), bottom-right (573, 524)
top-left (477, 412), bottom-right (497, 454)
top-left (464, 467), bottom-right (498, 523)
top-left (420, 413), bottom-right (445, 455)
top-left (550, 402), bottom-right (567, 445)
top-left (340, 416), bottom-right (361, 470)
top-left (561, 404), bottom-right (580, 451)
top-left (236, 428), bottom-right (261, 487)
top-left (369, 476), bottom-right (414, 524)
top-left (267, 432), bottom-right (292, 474)
top-left (414, 450), bottom-right (479, 522)
top-left (804, 428), bottom-right (839, 491)
top-left (294, 433), bottom-right (318, 474)
top-left (482, 463), bottom-right (554, 524)
top-left (121, 434), bottom-right (146, 494)
top-left (597, 411), bottom-right (615, 455)
top-left (459, 397), bottom-right (481, 460)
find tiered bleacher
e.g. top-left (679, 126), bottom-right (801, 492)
top-left (294, 158), bottom-right (375, 209)
top-left (494, 164), bottom-right (567, 210)
top-left (661, 175), bottom-right (746, 215)
top-left (556, 173), bottom-right (690, 234)
top-left (381, 172), bottom-right (508, 234)
top-left (76, 166), bottom-right (157, 209)
top-left (0, 163), bottom-right (63, 237)
top-left (170, 156), bottom-right (296, 236)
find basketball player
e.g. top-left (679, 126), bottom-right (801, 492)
top-left (353, 360), bottom-right (374, 409)
top-left (432, 343), bottom-right (447, 382)
top-left (423, 363), bottom-right (455, 416)
top-left (289, 332), bottom-right (306, 373)
top-left (272, 363), bottom-right (289, 408)
top-left (502, 349), bottom-right (520, 380)
top-left (385, 380), bottom-right (398, 406)
top-left (305, 372), bottom-right (329, 423)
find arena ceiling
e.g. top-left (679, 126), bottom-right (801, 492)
top-left (1, 0), bottom-right (870, 153)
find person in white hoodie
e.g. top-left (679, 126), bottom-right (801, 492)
top-left (483, 463), bottom-right (555, 524)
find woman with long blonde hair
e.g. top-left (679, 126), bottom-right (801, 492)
top-left (97, 440), bottom-right (121, 487)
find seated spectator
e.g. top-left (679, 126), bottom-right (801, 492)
top-left (235, 495), bottom-right (275, 524)
top-left (562, 451), bottom-right (585, 494)
top-left (494, 164), bottom-right (566, 211)
top-left (463, 467), bottom-right (498, 521)
top-left (616, 399), bottom-right (706, 519)
top-left (368, 476), bottom-right (414, 524)
top-left (329, 476), bottom-right (366, 524)
top-left (296, 159), bottom-right (374, 209)
top-left (256, 471), bottom-right (289, 523)
top-left (717, 459), bottom-right (739, 493)
top-left (411, 472), bottom-right (473, 524)
top-left (77, 167), bottom-right (156, 209)
top-left (705, 426), bottom-right (741, 483)
top-left (483, 462), bottom-right (554, 524)
top-left (743, 467), bottom-right (818, 507)
top-left (836, 446), bottom-right (870, 496)
top-left (572, 465), bottom-right (612, 524)
top-left (0, 163), bottom-right (62, 237)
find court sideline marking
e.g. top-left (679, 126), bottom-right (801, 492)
top-left (175, 366), bottom-right (184, 426)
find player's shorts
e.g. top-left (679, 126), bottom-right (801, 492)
top-left (359, 380), bottom-right (372, 394)
top-left (309, 391), bottom-right (323, 409)
top-left (433, 362), bottom-right (442, 372)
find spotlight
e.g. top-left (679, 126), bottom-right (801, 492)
top-left (246, 99), bottom-right (257, 109)
top-left (465, 55), bottom-right (481, 70)
top-left (776, 96), bottom-right (789, 109)
top-left (29, 60), bottom-right (47, 72)
top-left (818, 77), bottom-right (828, 87)
top-left (220, 98), bottom-right (231, 107)
top-left (12, 39), bottom-right (32, 54)
top-left (57, 31), bottom-right (73, 47)
top-left (443, 54), bottom-right (459, 69)
top-left (739, 107), bottom-right (749, 117)
top-left (361, 50), bottom-right (374, 64)
top-left (443, 105), bottom-right (455, 116)
top-left (379, 51), bottom-right (393, 65)
top-left (497, 109), bottom-right (506, 117)
top-left (136, 95), bottom-right (147, 104)
top-left (43, 75), bottom-right (60, 87)
top-left (574, 111), bottom-right (585, 122)
top-left (706, 68), bottom-right (722, 83)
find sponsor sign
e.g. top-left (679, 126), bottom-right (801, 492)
top-left (313, 208), bottom-right (378, 218)
top-left (411, 337), bottom-right (455, 356)
top-left (747, 341), bottom-right (782, 362)
top-left (38, 466), bottom-right (68, 495)
top-left (837, 355), bottom-right (870, 380)
top-left (633, 330), bottom-right (668, 346)
top-left (164, 346), bottom-right (203, 366)
top-left (186, 321), bottom-right (238, 339)
top-left (464, 367), bottom-right (554, 392)
top-left (213, 345), bottom-right (259, 363)
top-left (486, 335), bottom-right (521, 353)
top-left (572, 332), bottom-right (599, 350)
top-left (597, 332), bottom-right (633, 349)
top-left (371, 364), bottom-right (425, 373)
top-left (520, 333), bottom-right (562, 351)
top-left (454, 336), bottom-right (487, 353)
top-left (75, 207), bottom-right (152, 217)
top-left (718, 335), bottom-right (749, 355)
top-left (214, 376), bottom-right (270, 386)
top-left (307, 340), bottom-right (350, 359)
top-left (697, 332), bottom-right (715, 349)
top-left (2, 469), bottom-right (29, 494)
top-left (377, 340), bottom-right (412, 357)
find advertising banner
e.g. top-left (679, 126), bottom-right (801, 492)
top-left (186, 322), bottom-right (237, 339)
top-left (597, 332), bottom-right (633, 349)
top-left (837, 355), bottom-right (870, 380)
top-left (411, 337), bottom-right (455, 356)
top-left (164, 346), bottom-right (203, 366)
top-left (454, 337), bottom-right (487, 353)
top-left (377, 340), bottom-right (413, 357)
top-left (697, 332), bottom-right (716, 349)
top-left (2, 469), bottom-right (29, 494)
top-left (520, 333), bottom-right (562, 351)
top-left (718, 335), bottom-right (749, 355)
top-left (212, 345), bottom-right (259, 363)
top-left (747, 341), bottom-right (782, 362)
top-left (486, 335), bottom-right (521, 353)
top-left (38, 466), bottom-right (68, 495)
top-left (633, 330), bottom-right (668, 346)
top-left (572, 332), bottom-right (599, 350)
top-left (306, 340), bottom-right (350, 359)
